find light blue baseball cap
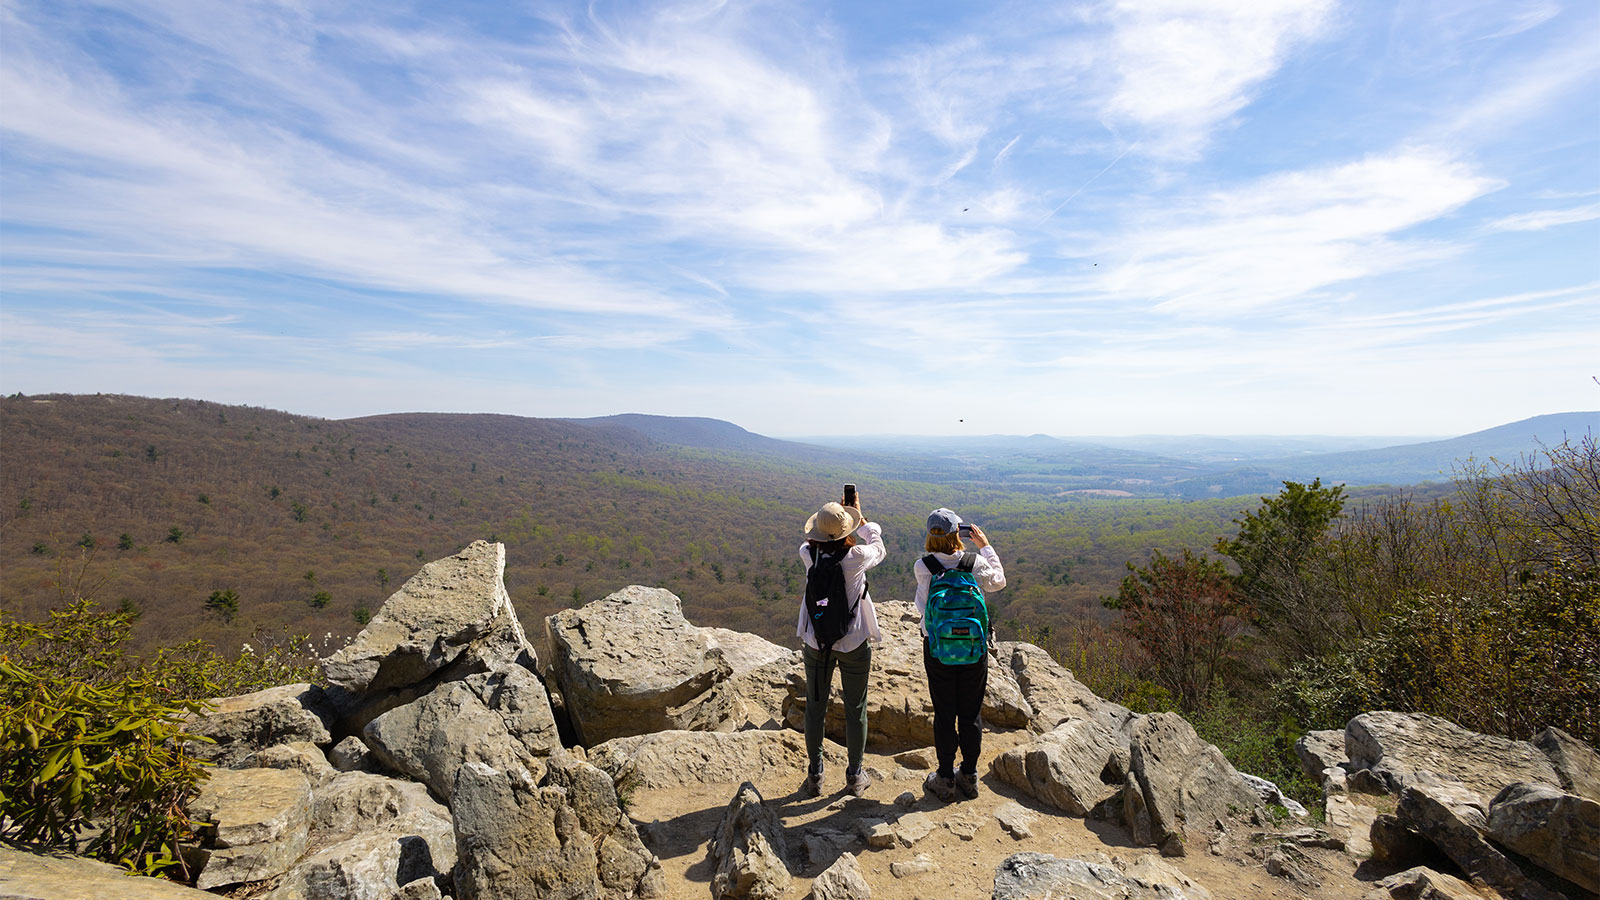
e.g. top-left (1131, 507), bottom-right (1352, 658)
top-left (926, 507), bottom-right (962, 535)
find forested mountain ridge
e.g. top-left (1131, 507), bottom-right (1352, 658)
top-left (1, 394), bottom-right (1245, 653)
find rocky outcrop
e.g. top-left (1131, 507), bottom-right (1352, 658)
top-left (709, 782), bottom-right (791, 900)
top-left (449, 761), bottom-right (601, 900)
top-left (783, 602), bottom-right (1033, 750)
top-left (542, 752), bottom-right (666, 898)
top-left (590, 729), bottom-right (845, 790)
top-left (1533, 726), bottom-right (1600, 803)
top-left (0, 844), bottom-right (221, 898)
top-left (668, 654), bottom-right (797, 732)
top-left (323, 541), bottom-right (536, 698)
top-left (1347, 711), bottom-right (1561, 803)
top-left (1486, 781), bottom-right (1600, 894)
top-left (1395, 779), bottom-right (1568, 900)
top-left (989, 718), bottom-right (1122, 815)
top-left (248, 740), bottom-right (339, 786)
top-left (187, 683), bottom-right (334, 767)
top-left (991, 852), bottom-right (1210, 900)
top-left (1122, 712), bottom-right (1259, 856)
top-left (546, 585), bottom-right (733, 745)
top-left (1295, 729), bottom-right (1346, 783)
top-left (1363, 866), bottom-right (1484, 900)
top-left (188, 767), bottom-right (313, 890)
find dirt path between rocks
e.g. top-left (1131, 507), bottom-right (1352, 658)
top-left (627, 730), bottom-right (1383, 900)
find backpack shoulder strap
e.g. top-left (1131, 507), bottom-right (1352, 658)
top-left (956, 551), bottom-right (977, 573)
top-left (807, 544), bottom-right (818, 565)
top-left (921, 554), bottom-right (945, 575)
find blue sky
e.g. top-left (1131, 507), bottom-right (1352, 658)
top-left (1, 0), bottom-right (1596, 436)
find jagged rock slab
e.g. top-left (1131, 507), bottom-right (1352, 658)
top-left (784, 602), bottom-right (1032, 750)
top-left (809, 851), bottom-right (870, 900)
top-left (996, 641), bottom-right (1136, 737)
top-left (542, 752), bottom-right (665, 898)
top-left (0, 844), bottom-right (220, 898)
top-left (995, 801), bottom-right (1038, 839)
top-left (709, 782), bottom-right (790, 900)
top-left (261, 830), bottom-right (446, 900)
top-left (306, 771), bottom-right (454, 864)
top-left (188, 683), bottom-right (334, 767)
top-left (1533, 726), bottom-right (1600, 803)
top-left (450, 761), bottom-right (598, 900)
top-left (590, 728), bottom-right (845, 790)
top-left (1396, 780), bottom-right (1568, 900)
top-left (991, 852), bottom-right (1210, 900)
top-left (1363, 866), bottom-right (1484, 900)
top-left (323, 541), bottom-right (534, 696)
top-left (703, 627), bottom-right (791, 675)
top-left (329, 735), bottom-right (372, 773)
top-left (1240, 773), bottom-right (1308, 817)
top-left (1123, 712), bottom-right (1259, 857)
top-left (546, 585), bottom-right (732, 745)
top-left (1324, 794), bottom-right (1377, 857)
top-left (189, 767), bottom-right (313, 889)
top-left (1487, 781), bottom-right (1600, 894)
top-left (247, 741), bottom-right (339, 787)
top-left (1295, 730), bottom-right (1346, 783)
top-left (1347, 711), bottom-right (1561, 803)
top-left (363, 665), bottom-right (557, 800)
top-left (669, 654), bottom-right (798, 733)
top-left (990, 718), bottom-right (1121, 816)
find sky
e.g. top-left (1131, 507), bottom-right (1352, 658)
top-left (1, 0), bottom-right (1597, 437)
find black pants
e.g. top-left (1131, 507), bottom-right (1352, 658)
top-left (924, 640), bottom-right (988, 777)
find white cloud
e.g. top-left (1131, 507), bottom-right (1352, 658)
top-left (1488, 204), bottom-right (1600, 232)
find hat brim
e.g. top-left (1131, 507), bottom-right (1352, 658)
top-left (804, 505), bottom-right (863, 541)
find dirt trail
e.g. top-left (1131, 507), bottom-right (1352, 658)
top-left (628, 730), bottom-right (1382, 900)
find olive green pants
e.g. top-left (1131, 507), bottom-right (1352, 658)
top-left (802, 641), bottom-right (872, 775)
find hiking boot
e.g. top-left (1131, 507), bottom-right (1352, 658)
top-left (846, 768), bottom-right (871, 797)
top-left (955, 771), bottom-right (980, 800)
top-left (924, 771), bottom-right (958, 803)
top-left (799, 765), bottom-right (823, 799)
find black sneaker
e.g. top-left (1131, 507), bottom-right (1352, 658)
top-left (955, 771), bottom-right (980, 800)
top-left (924, 771), bottom-right (958, 802)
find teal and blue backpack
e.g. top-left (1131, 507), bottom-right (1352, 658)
top-left (922, 552), bottom-right (989, 665)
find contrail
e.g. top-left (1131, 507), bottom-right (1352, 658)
top-left (1037, 140), bottom-right (1139, 223)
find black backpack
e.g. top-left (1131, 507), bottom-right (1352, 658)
top-left (805, 545), bottom-right (860, 651)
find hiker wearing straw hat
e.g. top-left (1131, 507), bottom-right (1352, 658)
top-left (796, 489), bottom-right (886, 798)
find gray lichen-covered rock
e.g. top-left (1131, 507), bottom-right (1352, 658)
top-left (991, 852), bottom-right (1210, 900)
top-left (1346, 711), bottom-right (1561, 803)
top-left (784, 602), bottom-right (1032, 751)
top-left (363, 665), bottom-right (557, 800)
top-left (709, 782), bottom-right (791, 900)
top-left (0, 844), bottom-right (220, 899)
top-left (330, 735), bottom-right (373, 772)
top-left (247, 740), bottom-right (339, 786)
top-left (190, 767), bottom-right (313, 890)
top-left (809, 851), bottom-right (870, 900)
top-left (1295, 730), bottom-right (1346, 783)
top-left (989, 718), bottom-right (1122, 815)
top-left (450, 761), bottom-right (599, 900)
top-left (1486, 781), bottom-right (1600, 894)
top-left (1396, 780), bottom-right (1568, 900)
top-left (1533, 726), bottom-right (1600, 803)
top-left (188, 683), bottom-right (334, 767)
top-left (590, 729), bottom-right (844, 790)
top-left (1363, 866), bottom-right (1484, 900)
top-left (996, 641), bottom-right (1136, 737)
top-left (669, 653), bottom-right (798, 732)
top-left (323, 541), bottom-right (535, 696)
top-left (306, 771), bottom-right (455, 865)
top-left (547, 585), bottom-right (733, 745)
top-left (1122, 712), bottom-right (1259, 856)
top-left (261, 830), bottom-right (447, 900)
top-left (542, 752), bottom-right (665, 898)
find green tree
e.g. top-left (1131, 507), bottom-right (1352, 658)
top-left (1217, 479), bottom-right (1347, 659)
top-left (204, 590), bottom-right (239, 623)
top-left (117, 533), bottom-right (134, 550)
top-left (77, 533), bottom-right (96, 550)
top-left (165, 527), bottom-right (184, 544)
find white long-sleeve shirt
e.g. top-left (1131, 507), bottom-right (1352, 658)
top-left (912, 546), bottom-right (1006, 638)
top-left (795, 521), bottom-right (886, 652)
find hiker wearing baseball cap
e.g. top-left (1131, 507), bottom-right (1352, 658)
top-left (796, 488), bottom-right (886, 798)
top-left (915, 507), bottom-right (1006, 801)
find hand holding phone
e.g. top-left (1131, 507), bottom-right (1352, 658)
top-left (843, 483), bottom-right (858, 507)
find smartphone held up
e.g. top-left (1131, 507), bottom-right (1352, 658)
top-left (843, 483), bottom-right (857, 507)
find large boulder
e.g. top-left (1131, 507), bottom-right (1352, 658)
top-left (261, 831), bottom-right (448, 900)
top-left (1122, 713), bottom-right (1259, 856)
top-left (668, 654), bottom-right (799, 733)
top-left (0, 844), bottom-right (220, 898)
top-left (1294, 730), bottom-right (1346, 784)
top-left (189, 767), bottom-right (313, 890)
top-left (187, 683), bottom-right (334, 767)
top-left (590, 729), bottom-right (845, 790)
top-left (546, 585), bottom-right (733, 745)
top-left (1486, 781), bottom-right (1600, 894)
top-left (542, 753), bottom-right (665, 898)
top-left (323, 541), bottom-right (535, 698)
top-left (783, 602), bottom-right (1032, 751)
top-left (1346, 711), bottom-right (1561, 803)
top-left (1395, 780), bottom-right (1568, 900)
top-left (305, 771), bottom-right (455, 865)
top-left (450, 761), bottom-right (600, 900)
top-left (363, 665), bottom-right (558, 800)
top-left (708, 782), bottom-right (791, 900)
top-left (1363, 866), bottom-right (1484, 900)
top-left (989, 718), bottom-right (1122, 816)
top-left (1532, 726), bottom-right (1600, 803)
top-left (996, 641), bottom-right (1136, 737)
top-left (991, 852), bottom-right (1211, 900)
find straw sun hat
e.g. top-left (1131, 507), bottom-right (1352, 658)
top-left (804, 501), bottom-right (862, 542)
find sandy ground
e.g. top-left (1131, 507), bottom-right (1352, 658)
top-left (628, 729), bottom-right (1390, 900)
